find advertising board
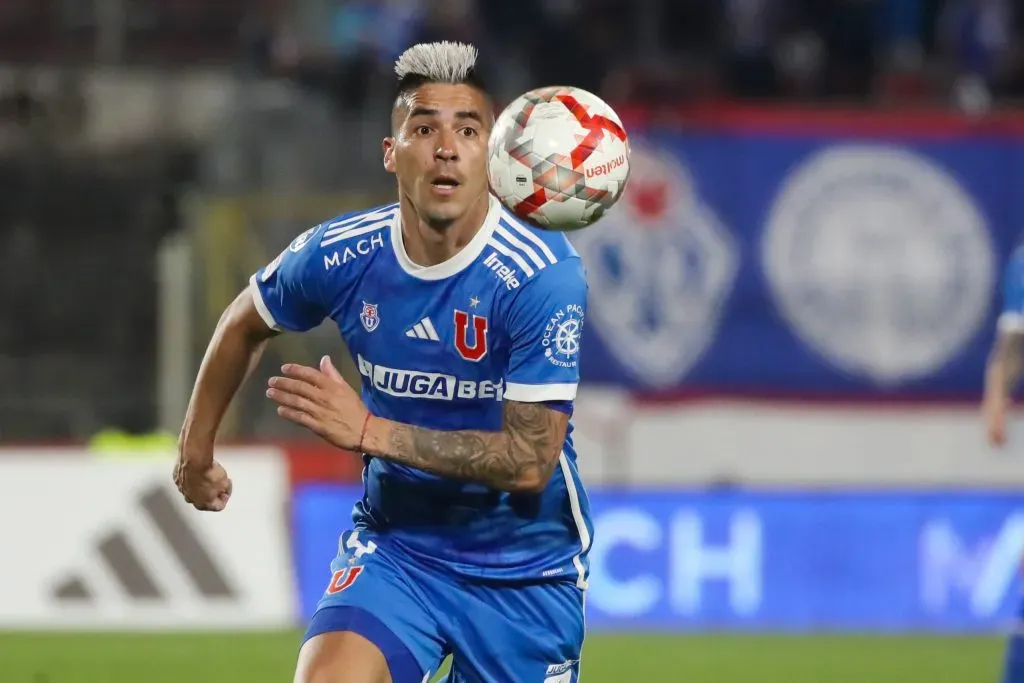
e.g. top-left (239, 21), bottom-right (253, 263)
top-left (292, 485), bottom-right (1023, 633)
top-left (0, 447), bottom-right (297, 630)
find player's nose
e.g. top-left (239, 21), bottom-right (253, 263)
top-left (434, 132), bottom-right (459, 162)
top-left (434, 145), bottom-right (458, 162)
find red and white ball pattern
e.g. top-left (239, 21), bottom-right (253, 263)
top-left (488, 86), bottom-right (631, 231)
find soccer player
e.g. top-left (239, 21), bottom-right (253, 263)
top-left (174, 41), bottom-right (592, 683)
top-left (983, 244), bottom-right (1024, 683)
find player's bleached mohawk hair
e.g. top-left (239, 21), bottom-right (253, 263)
top-left (394, 41), bottom-right (480, 84)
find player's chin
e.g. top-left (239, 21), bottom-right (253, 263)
top-left (419, 198), bottom-right (464, 224)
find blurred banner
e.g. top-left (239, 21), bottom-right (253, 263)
top-left (0, 448), bottom-right (297, 630)
top-left (574, 114), bottom-right (1023, 396)
top-left (293, 485), bottom-right (1023, 633)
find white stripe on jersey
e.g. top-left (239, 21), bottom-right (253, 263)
top-left (319, 218), bottom-right (392, 247)
top-left (500, 214), bottom-right (559, 265)
top-left (493, 224), bottom-right (548, 270)
top-left (248, 274), bottom-right (280, 331)
top-left (504, 382), bottom-right (577, 402)
top-left (558, 452), bottom-right (591, 590)
top-left (486, 238), bottom-right (536, 278)
top-left (320, 204), bottom-right (398, 241)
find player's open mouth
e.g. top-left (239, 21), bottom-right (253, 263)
top-left (430, 176), bottom-right (460, 196)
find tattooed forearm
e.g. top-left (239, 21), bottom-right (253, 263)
top-left (365, 401), bottom-right (568, 493)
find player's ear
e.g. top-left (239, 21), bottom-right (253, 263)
top-left (382, 137), bottom-right (396, 174)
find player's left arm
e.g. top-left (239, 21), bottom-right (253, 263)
top-left (369, 399), bottom-right (567, 494)
top-left (366, 259), bottom-right (585, 493)
top-left (268, 259), bottom-right (586, 494)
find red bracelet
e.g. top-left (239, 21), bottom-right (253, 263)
top-left (358, 412), bottom-right (373, 453)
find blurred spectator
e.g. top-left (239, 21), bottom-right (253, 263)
top-left (818, 0), bottom-right (884, 100)
top-left (242, 0), bottom-right (423, 111)
top-left (527, 1), bottom-right (635, 99)
top-left (412, 0), bottom-right (478, 45)
top-left (938, 0), bottom-right (1012, 112)
top-left (723, 0), bottom-right (784, 99)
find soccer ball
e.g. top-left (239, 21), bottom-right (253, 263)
top-left (488, 85), bottom-right (631, 231)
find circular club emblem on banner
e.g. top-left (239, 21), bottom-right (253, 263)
top-left (763, 144), bottom-right (995, 384)
top-left (573, 141), bottom-right (738, 387)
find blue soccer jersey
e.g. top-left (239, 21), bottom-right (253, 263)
top-left (251, 195), bottom-right (593, 587)
top-left (1000, 245), bottom-right (1024, 334)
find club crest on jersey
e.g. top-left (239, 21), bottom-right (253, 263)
top-left (360, 302), bottom-right (380, 333)
top-left (454, 310), bottom-right (488, 362)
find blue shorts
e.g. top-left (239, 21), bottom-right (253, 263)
top-left (302, 530), bottom-right (586, 683)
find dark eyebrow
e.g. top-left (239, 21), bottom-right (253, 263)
top-left (407, 107), bottom-right (482, 124)
top-left (408, 107), bottom-right (439, 119)
top-left (455, 110), bottom-right (483, 124)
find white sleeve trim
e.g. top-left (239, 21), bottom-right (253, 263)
top-left (249, 274), bottom-right (282, 332)
top-left (999, 312), bottom-right (1024, 333)
top-left (504, 382), bottom-right (578, 402)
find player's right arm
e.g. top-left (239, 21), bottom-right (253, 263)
top-left (177, 289), bottom-right (278, 465)
top-left (175, 226), bottom-right (329, 510)
top-left (984, 250), bottom-right (1024, 446)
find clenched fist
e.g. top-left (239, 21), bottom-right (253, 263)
top-left (174, 458), bottom-right (233, 511)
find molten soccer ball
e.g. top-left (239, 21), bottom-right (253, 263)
top-left (488, 86), bottom-right (631, 231)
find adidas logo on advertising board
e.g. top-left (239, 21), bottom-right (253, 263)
top-left (0, 451), bottom-right (296, 629)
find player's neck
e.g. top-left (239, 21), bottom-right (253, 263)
top-left (399, 194), bottom-right (490, 268)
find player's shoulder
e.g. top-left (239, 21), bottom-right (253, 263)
top-left (489, 204), bottom-right (583, 288)
top-left (281, 201), bottom-right (398, 272)
top-left (315, 202), bottom-right (399, 247)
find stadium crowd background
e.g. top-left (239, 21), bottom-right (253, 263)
top-left (3, 1), bottom-right (1024, 682)
top-left (0, 0), bottom-right (1017, 441)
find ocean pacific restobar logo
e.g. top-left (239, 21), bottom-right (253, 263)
top-left (543, 304), bottom-right (584, 368)
top-left (762, 145), bottom-right (995, 384)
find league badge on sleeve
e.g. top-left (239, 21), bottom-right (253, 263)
top-left (289, 225), bottom-right (319, 252)
top-left (359, 302), bottom-right (380, 333)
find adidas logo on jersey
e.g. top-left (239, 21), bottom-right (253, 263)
top-left (405, 318), bottom-right (440, 341)
top-left (483, 251), bottom-right (521, 290)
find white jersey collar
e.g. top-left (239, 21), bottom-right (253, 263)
top-left (391, 194), bottom-right (500, 281)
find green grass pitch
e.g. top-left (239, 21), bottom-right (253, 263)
top-left (0, 631), bottom-right (1005, 682)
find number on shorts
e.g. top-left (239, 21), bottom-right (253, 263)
top-left (326, 566), bottom-right (364, 594)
